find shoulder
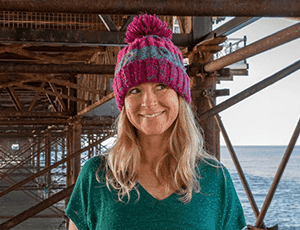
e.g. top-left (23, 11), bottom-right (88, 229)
top-left (83, 155), bottom-right (106, 168)
top-left (197, 158), bottom-right (231, 186)
top-left (80, 155), bottom-right (107, 177)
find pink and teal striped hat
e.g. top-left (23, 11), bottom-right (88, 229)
top-left (113, 14), bottom-right (191, 111)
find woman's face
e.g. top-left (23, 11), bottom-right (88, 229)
top-left (124, 82), bottom-right (179, 137)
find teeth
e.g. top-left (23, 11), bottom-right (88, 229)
top-left (142, 111), bottom-right (163, 118)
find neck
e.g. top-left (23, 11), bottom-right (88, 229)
top-left (138, 132), bottom-right (170, 171)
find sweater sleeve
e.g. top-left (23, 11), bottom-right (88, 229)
top-left (65, 157), bottom-right (98, 230)
top-left (221, 166), bottom-right (247, 230)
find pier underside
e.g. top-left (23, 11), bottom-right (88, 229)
top-left (0, 2), bottom-right (299, 229)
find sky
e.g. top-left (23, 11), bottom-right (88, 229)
top-left (102, 17), bottom-right (300, 148)
top-left (215, 17), bottom-right (300, 146)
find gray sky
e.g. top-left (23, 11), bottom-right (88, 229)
top-left (215, 17), bottom-right (300, 146)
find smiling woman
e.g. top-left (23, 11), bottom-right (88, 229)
top-left (125, 82), bottom-right (178, 140)
top-left (65, 14), bottom-right (247, 230)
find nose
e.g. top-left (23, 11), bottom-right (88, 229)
top-left (141, 88), bottom-right (158, 108)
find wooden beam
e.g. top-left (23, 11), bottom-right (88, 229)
top-left (14, 82), bottom-right (89, 104)
top-left (0, 28), bottom-right (192, 47)
top-left (45, 93), bottom-right (59, 112)
top-left (0, 44), bottom-right (70, 64)
top-left (0, 75), bottom-right (102, 95)
top-left (98, 15), bottom-right (118, 31)
top-left (6, 86), bottom-right (24, 111)
top-left (120, 15), bottom-right (135, 32)
top-left (60, 46), bottom-right (106, 61)
top-left (48, 82), bottom-right (67, 111)
top-left (176, 16), bottom-right (186, 34)
top-left (0, 0), bottom-right (299, 16)
top-left (0, 111), bottom-right (69, 117)
top-left (28, 82), bottom-right (46, 112)
top-left (0, 62), bottom-right (116, 75)
top-left (0, 120), bottom-right (69, 125)
top-left (77, 92), bottom-right (114, 116)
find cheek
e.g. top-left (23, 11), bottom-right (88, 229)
top-left (166, 91), bottom-right (179, 112)
top-left (124, 98), bottom-right (139, 121)
top-left (125, 97), bottom-right (138, 112)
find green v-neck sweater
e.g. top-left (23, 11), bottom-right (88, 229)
top-left (65, 156), bottom-right (246, 230)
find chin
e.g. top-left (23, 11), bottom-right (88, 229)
top-left (140, 129), bottom-right (165, 136)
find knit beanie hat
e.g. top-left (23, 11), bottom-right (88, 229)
top-left (113, 14), bottom-right (191, 111)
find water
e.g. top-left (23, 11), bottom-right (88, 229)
top-left (220, 146), bottom-right (300, 229)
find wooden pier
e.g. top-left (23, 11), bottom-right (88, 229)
top-left (0, 2), bottom-right (299, 229)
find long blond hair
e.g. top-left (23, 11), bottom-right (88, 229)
top-left (96, 95), bottom-right (220, 204)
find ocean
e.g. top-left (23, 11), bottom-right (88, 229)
top-left (220, 145), bottom-right (300, 230)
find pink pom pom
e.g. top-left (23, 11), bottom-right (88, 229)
top-left (125, 14), bottom-right (173, 44)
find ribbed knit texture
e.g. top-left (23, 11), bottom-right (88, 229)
top-left (113, 14), bottom-right (191, 111)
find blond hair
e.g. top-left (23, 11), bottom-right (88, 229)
top-left (96, 96), bottom-right (220, 204)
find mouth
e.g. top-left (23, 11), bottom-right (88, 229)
top-left (140, 111), bottom-right (165, 118)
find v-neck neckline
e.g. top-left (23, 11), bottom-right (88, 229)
top-left (137, 181), bottom-right (177, 202)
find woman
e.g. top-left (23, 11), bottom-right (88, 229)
top-left (66, 14), bottom-right (246, 230)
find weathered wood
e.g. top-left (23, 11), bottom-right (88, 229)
top-left (0, 28), bottom-right (192, 47)
top-left (0, 111), bottom-right (69, 117)
top-left (0, 62), bottom-right (116, 75)
top-left (46, 93), bottom-right (59, 112)
top-left (72, 121), bottom-right (81, 184)
top-left (1, 0), bottom-right (299, 16)
top-left (6, 86), bottom-right (24, 111)
top-left (0, 119), bottom-right (69, 125)
top-left (28, 82), bottom-right (46, 112)
top-left (48, 82), bottom-right (67, 111)
top-left (0, 44), bottom-right (70, 64)
top-left (13, 82), bottom-right (88, 103)
top-left (77, 92), bottom-right (114, 116)
top-left (190, 16), bottom-right (220, 160)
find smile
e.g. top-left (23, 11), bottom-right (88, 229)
top-left (140, 111), bottom-right (164, 118)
